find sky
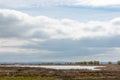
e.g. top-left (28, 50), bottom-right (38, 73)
top-left (0, 0), bottom-right (120, 62)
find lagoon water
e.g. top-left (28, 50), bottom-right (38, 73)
top-left (3, 65), bottom-right (104, 70)
top-left (36, 65), bottom-right (103, 70)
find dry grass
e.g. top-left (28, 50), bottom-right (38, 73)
top-left (0, 64), bottom-right (120, 80)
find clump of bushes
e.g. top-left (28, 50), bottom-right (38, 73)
top-left (117, 61), bottom-right (120, 65)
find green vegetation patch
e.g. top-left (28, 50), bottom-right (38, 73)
top-left (0, 77), bottom-right (55, 80)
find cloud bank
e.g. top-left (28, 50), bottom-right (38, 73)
top-left (0, 9), bottom-right (120, 62)
top-left (0, 9), bottom-right (120, 40)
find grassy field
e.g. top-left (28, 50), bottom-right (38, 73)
top-left (0, 77), bottom-right (119, 80)
top-left (0, 77), bottom-right (55, 80)
top-left (0, 65), bottom-right (119, 80)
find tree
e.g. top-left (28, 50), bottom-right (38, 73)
top-left (88, 61), bottom-right (93, 65)
top-left (82, 61), bottom-right (87, 65)
top-left (117, 61), bottom-right (120, 65)
top-left (93, 61), bottom-right (100, 65)
top-left (108, 61), bottom-right (112, 64)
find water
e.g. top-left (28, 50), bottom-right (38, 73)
top-left (1, 65), bottom-right (104, 70)
top-left (36, 65), bottom-right (104, 70)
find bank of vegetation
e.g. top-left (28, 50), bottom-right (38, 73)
top-left (0, 60), bottom-right (120, 80)
top-left (0, 64), bottom-right (119, 80)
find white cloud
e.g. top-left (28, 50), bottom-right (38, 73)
top-left (0, 39), bottom-right (30, 47)
top-left (73, 0), bottom-right (120, 7)
top-left (1, 9), bottom-right (120, 59)
top-left (0, 0), bottom-right (120, 8)
top-left (0, 9), bottom-right (120, 40)
top-left (0, 47), bottom-right (58, 54)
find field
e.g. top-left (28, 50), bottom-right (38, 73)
top-left (0, 64), bottom-right (120, 80)
top-left (0, 77), bottom-right (55, 80)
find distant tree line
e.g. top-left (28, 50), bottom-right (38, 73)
top-left (75, 61), bottom-right (100, 65)
top-left (38, 60), bottom-right (120, 65)
top-left (67, 60), bottom-right (120, 65)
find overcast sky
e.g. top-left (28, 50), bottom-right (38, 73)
top-left (0, 0), bottom-right (120, 62)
